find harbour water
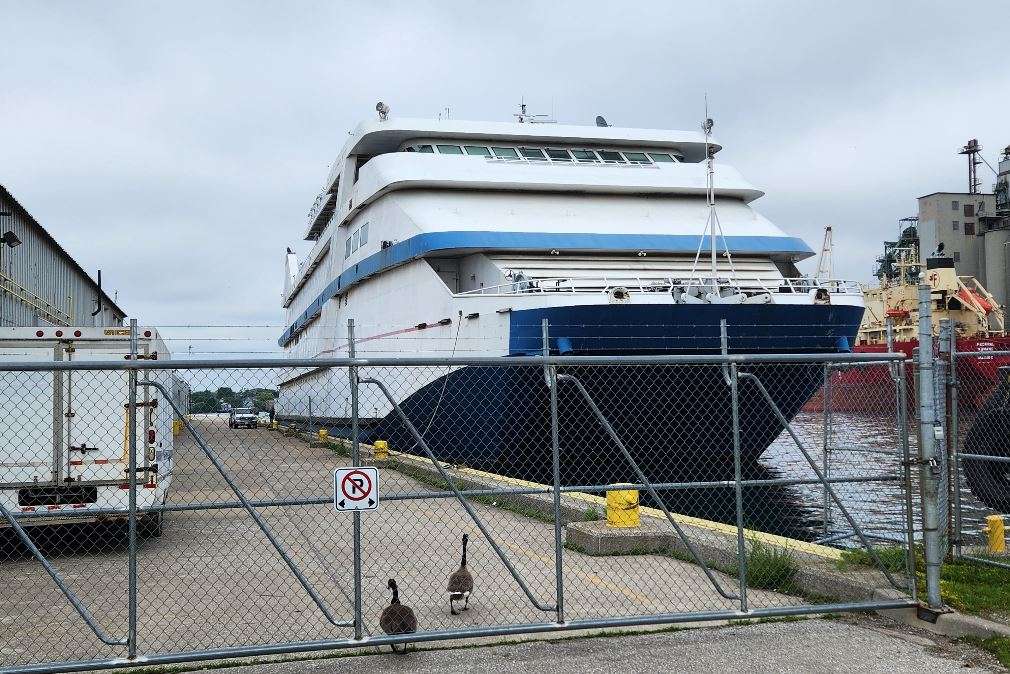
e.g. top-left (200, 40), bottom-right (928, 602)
top-left (653, 411), bottom-right (913, 546)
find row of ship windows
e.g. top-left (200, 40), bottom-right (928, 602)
top-left (404, 144), bottom-right (680, 165)
top-left (344, 222), bottom-right (369, 258)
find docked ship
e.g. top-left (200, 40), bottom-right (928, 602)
top-left (277, 106), bottom-right (864, 483)
top-left (808, 221), bottom-right (1010, 413)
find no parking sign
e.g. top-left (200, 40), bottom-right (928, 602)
top-left (333, 466), bottom-right (379, 511)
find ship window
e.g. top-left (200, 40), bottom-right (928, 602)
top-left (359, 222), bottom-right (368, 246)
top-left (623, 151), bottom-right (650, 164)
top-left (952, 220), bottom-right (960, 231)
top-left (344, 236), bottom-right (352, 258)
top-left (464, 145), bottom-right (492, 157)
top-left (545, 148), bottom-right (572, 161)
top-left (416, 144), bottom-right (434, 153)
top-left (953, 251), bottom-right (961, 262)
top-left (351, 229), bottom-right (360, 252)
top-left (492, 147), bottom-right (520, 159)
top-left (520, 147), bottom-right (547, 160)
top-left (965, 222), bottom-right (975, 235)
top-left (436, 144), bottom-right (464, 155)
top-left (571, 149), bottom-right (598, 163)
top-left (598, 150), bottom-right (625, 162)
top-left (952, 200), bottom-right (959, 211)
top-left (648, 152), bottom-right (675, 162)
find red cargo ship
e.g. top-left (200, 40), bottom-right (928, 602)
top-left (806, 222), bottom-right (1008, 413)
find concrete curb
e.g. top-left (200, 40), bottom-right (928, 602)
top-left (871, 588), bottom-right (1010, 640)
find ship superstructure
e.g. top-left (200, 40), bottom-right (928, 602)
top-left (277, 110), bottom-right (865, 482)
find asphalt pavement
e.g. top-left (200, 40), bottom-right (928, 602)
top-left (178, 618), bottom-right (1001, 674)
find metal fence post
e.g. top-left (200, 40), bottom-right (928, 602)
top-left (348, 319), bottom-right (363, 640)
top-left (937, 319), bottom-right (953, 556)
top-left (127, 318), bottom-right (139, 658)
top-left (542, 319), bottom-right (565, 624)
top-left (721, 319), bottom-right (748, 611)
top-left (821, 362), bottom-right (832, 537)
top-left (917, 285), bottom-right (943, 609)
top-left (945, 320), bottom-right (963, 559)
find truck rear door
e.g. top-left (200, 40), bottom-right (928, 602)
top-left (0, 342), bottom-right (61, 486)
top-left (65, 342), bottom-right (150, 484)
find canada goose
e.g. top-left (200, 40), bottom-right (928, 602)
top-left (447, 533), bottom-right (474, 615)
top-left (379, 578), bottom-right (417, 653)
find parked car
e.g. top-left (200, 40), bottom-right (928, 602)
top-left (229, 408), bottom-right (258, 429)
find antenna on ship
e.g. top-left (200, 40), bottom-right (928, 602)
top-left (688, 96), bottom-right (738, 295)
top-left (815, 226), bottom-right (833, 280)
top-left (513, 99), bottom-right (554, 124)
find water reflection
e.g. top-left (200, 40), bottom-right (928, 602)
top-left (648, 411), bottom-right (911, 545)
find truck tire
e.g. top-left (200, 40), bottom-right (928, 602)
top-left (139, 511), bottom-right (164, 538)
top-left (962, 371), bottom-right (1010, 512)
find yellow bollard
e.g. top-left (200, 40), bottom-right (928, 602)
top-left (373, 440), bottom-right (389, 461)
top-left (606, 486), bottom-right (640, 528)
top-left (984, 515), bottom-right (1006, 555)
top-left (172, 419), bottom-right (183, 437)
top-left (317, 428), bottom-right (329, 441)
top-left (271, 420), bottom-right (278, 430)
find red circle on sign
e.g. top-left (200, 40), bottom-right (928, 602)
top-left (340, 470), bottom-right (372, 502)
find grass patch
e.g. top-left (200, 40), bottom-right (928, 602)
top-left (837, 546), bottom-right (916, 574)
top-left (746, 539), bottom-right (800, 593)
top-left (963, 635), bottom-right (1010, 668)
top-left (837, 545), bottom-right (1009, 619)
top-left (583, 506), bottom-right (602, 522)
top-left (939, 559), bottom-right (1010, 618)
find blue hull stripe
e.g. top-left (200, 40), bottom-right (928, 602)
top-left (510, 303), bottom-right (863, 355)
top-left (279, 230), bottom-right (815, 346)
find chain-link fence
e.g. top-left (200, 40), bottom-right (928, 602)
top-left (948, 347), bottom-right (1010, 571)
top-left (1, 345), bottom-right (919, 673)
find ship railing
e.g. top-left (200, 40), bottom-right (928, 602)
top-left (483, 156), bottom-right (662, 169)
top-left (456, 276), bottom-right (863, 297)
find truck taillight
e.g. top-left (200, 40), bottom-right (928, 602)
top-left (147, 428), bottom-right (156, 444)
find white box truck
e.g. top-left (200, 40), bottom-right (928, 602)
top-left (0, 326), bottom-right (177, 536)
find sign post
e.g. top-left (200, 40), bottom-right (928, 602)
top-left (334, 466), bottom-right (379, 511)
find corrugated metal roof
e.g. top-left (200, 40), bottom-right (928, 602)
top-left (0, 183), bottom-right (128, 318)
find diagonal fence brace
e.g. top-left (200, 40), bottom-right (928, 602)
top-left (358, 376), bottom-right (558, 613)
top-left (140, 380), bottom-right (353, 628)
top-left (0, 504), bottom-right (127, 646)
top-left (735, 372), bottom-right (908, 591)
top-left (555, 372), bottom-right (741, 602)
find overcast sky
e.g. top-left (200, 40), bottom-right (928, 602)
top-left (2, 1), bottom-right (1008, 355)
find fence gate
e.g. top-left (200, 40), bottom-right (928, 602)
top-left (1, 345), bottom-right (923, 673)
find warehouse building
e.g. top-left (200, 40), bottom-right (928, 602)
top-left (0, 184), bottom-right (125, 327)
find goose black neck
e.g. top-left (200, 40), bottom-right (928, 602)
top-left (461, 535), bottom-right (468, 567)
top-left (391, 585), bottom-right (400, 605)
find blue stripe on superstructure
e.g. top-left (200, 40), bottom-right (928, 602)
top-left (278, 230), bottom-right (814, 347)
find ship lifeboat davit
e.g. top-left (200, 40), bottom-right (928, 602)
top-left (962, 366), bottom-right (1010, 512)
